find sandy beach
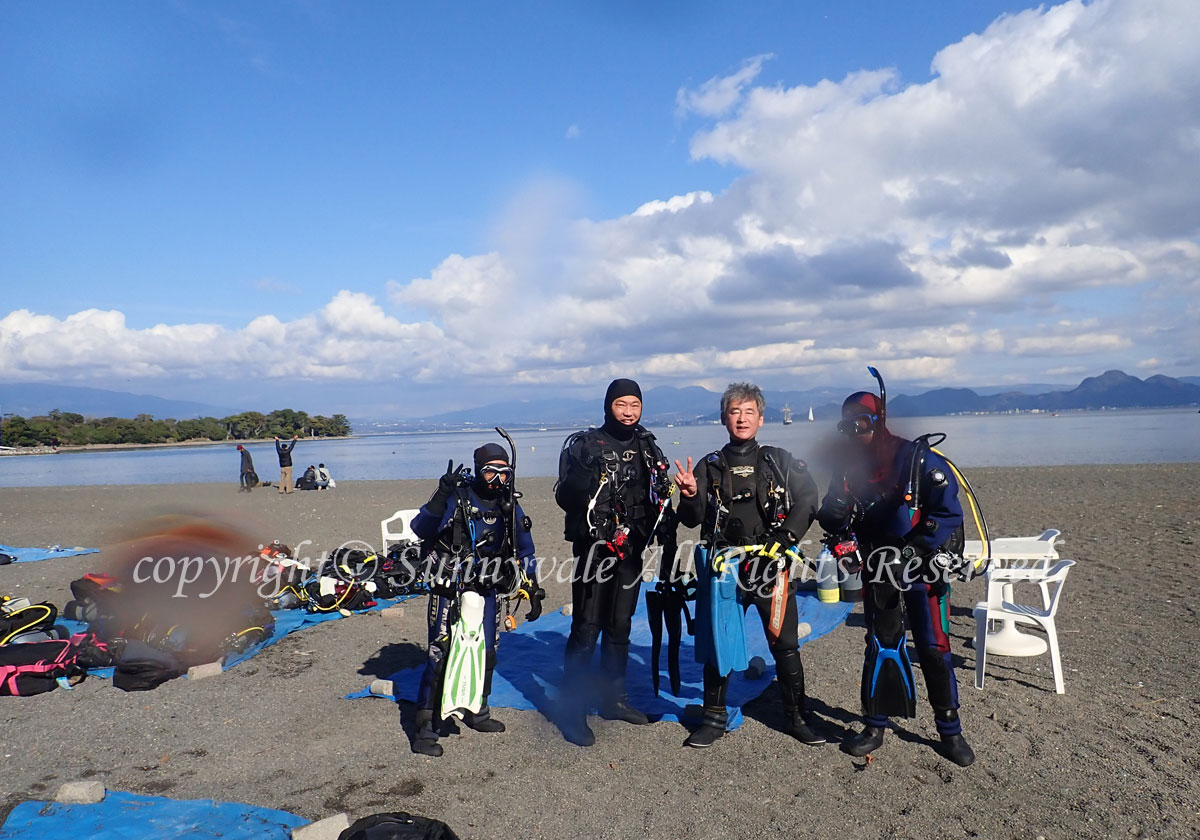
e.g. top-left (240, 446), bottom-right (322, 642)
top-left (1, 465), bottom-right (1198, 839)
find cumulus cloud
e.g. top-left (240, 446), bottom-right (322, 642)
top-left (4, 0), bottom-right (1197, 395)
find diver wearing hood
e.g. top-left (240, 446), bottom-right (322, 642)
top-left (554, 378), bottom-right (676, 747)
top-left (406, 442), bottom-right (539, 757)
top-left (817, 370), bottom-right (975, 767)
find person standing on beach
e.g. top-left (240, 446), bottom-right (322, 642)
top-left (236, 444), bottom-right (257, 492)
top-left (274, 435), bottom-right (298, 494)
top-left (673, 382), bottom-right (824, 749)
top-left (408, 443), bottom-right (541, 757)
top-left (554, 378), bottom-right (675, 746)
top-left (817, 371), bottom-right (975, 767)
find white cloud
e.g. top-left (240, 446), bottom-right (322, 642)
top-left (4, 0), bottom-right (1198, 396)
top-left (676, 54), bottom-right (773, 118)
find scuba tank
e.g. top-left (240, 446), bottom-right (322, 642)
top-left (815, 547), bottom-right (840, 604)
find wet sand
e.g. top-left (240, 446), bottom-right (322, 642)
top-left (1, 464), bottom-right (1198, 839)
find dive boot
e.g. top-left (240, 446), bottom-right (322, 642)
top-left (683, 721), bottom-right (724, 749)
top-left (787, 711), bottom-right (827, 746)
top-left (561, 708), bottom-right (595, 747)
top-left (939, 733), bottom-right (976, 767)
top-left (776, 650), bottom-right (826, 746)
top-left (842, 724), bottom-right (886, 757)
top-left (599, 641), bottom-right (649, 725)
top-left (465, 656), bottom-right (506, 732)
top-left (684, 665), bottom-right (728, 749)
top-left (411, 709), bottom-right (443, 757)
top-left (463, 705), bottom-right (505, 733)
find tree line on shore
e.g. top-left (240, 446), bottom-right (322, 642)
top-left (0, 409), bottom-right (351, 447)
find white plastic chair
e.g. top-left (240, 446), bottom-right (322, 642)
top-left (973, 558), bottom-right (1075, 694)
top-left (380, 509), bottom-right (420, 555)
top-left (968, 529), bottom-right (1061, 618)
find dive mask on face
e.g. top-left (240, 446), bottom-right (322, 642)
top-left (480, 465), bottom-right (513, 484)
top-left (837, 413), bottom-right (878, 436)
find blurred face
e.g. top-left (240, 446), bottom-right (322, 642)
top-left (838, 409), bottom-right (878, 446)
top-left (610, 396), bottom-right (642, 426)
top-left (724, 398), bottom-right (763, 442)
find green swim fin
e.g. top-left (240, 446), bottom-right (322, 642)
top-left (440, 591), bottom-right (487, 720)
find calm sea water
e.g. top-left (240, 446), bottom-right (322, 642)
top-left (1, 409), bottom-right (1197, 488)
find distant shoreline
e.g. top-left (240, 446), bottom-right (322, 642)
top-left (0, 435), bottom-right (351, 456)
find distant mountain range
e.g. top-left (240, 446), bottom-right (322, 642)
top-left (6, 370), bottom-right (1198, 432)
top-left (0, 383), bottom-right (239, 420)
top-left (364, 369), bottom-right (1200, 430)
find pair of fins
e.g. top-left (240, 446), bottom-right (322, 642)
top-left (645, 577), bottom-right (694, 696)
top-left (440, 591), bottom-right (487, 720)
top-left (692, 545), bottom-right (749, 678)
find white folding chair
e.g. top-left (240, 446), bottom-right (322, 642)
top-left (380, 509), bottom-right (420, 556)
top-left (973, 558), bottom-right (1075, 694)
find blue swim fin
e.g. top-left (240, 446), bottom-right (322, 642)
top-left (862, 633), bottom-right (917, 718)
top-left (693, 545), bottom-right (749, 678)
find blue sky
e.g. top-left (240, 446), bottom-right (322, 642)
top-left (2, 0), bottom-right (1198, 416)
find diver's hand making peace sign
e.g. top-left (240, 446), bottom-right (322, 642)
top-left (673, 456), bottom-right (698, 498)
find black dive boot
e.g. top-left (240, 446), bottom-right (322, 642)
top-left (559, 649), bottom-right (595, 747)
top-left (599, 640), bottom-right (649, 725)
top-left (464, 651), bottom-right (506, 732)
top-left (936, 710), bottom-right (975, 766)
top-left (684, 665), bottom-right (728, 749)
top-left (776, 650), bottom-right (826, 745)
top-left (411, 709), bottom-right (443, 757)
top-left (842, 724), bottom-right (886, 757)
top-left (463, 706), bottom-right (505, 733)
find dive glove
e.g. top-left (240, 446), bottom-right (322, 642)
top-left (427, 459), bottom-right (466, 516)
top-left (516, 572), bottom-right (546, 622)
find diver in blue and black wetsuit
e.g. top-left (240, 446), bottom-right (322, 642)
top-left (818, 371), bottom-right (976, 767)
top-left (407, 443), bottom-right (541, 757)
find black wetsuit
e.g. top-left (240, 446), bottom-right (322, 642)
top-left (677, 439), bottom-right (819, 734)
top-left (556, 419), bottom-right (672, 712)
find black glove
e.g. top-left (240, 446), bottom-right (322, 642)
top-left (427, 460), bottom-right (465, 516)
top-left (760, 528), bottom-right (797, 561)
top-left (518, 572), bottom-right (545, 622)
top-left (818, 495), bottom-right (853, 530)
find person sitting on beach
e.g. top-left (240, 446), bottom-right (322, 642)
top-left (274, 435), bottom-right (298, 494)
top-left (816, 369), bottom-right (975, 767)
top-left (236, 444), bottom-right (258, 493)
top-left (673, 382), bottom-right (824, 749)
top-left (315, 463), bottom-right (332, 490)
top-left (296, 465), bottom-right (318, 491)
top-left (407, 443), bottom-right (541, 757)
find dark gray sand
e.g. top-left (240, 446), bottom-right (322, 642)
top-left (1, 465), bottom-right (1198, 839)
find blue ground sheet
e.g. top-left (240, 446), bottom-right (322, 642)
top-left (0, 791), bottom-right (308, 840)
top-left (0, 544), bottom-right (99, 564)
top-left (350, 589), bottom-right (854, 731)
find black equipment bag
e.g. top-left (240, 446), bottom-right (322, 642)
top-left (339, 812), bottom-right (461, 840)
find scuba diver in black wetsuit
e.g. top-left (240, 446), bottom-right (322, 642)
top-left (408, 443), bottom-right (540, 757)
top-left (554, 378), bottom-right (675, 747)
top-left (817, 369), bottom-right (975, 767)
top-left (673, 382), bottom-right (824, 749)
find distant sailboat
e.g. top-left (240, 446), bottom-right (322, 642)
top-left (807, 405), bottom-right (814, 422)
top-left (782, 404), bottom-right (793, 425)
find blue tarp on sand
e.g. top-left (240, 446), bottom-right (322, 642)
top-left (350, 589), bottom-right (854, 731)
top-left (0, 791), bottom-right (308, 839)
top-left (0, 544), bottom-right (99, 564)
